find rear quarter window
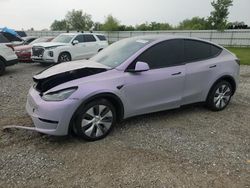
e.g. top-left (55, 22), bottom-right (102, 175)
top-left (96, 35), bottom-right (107, 41)
top-left (184, 39), bottom-right (222, 62)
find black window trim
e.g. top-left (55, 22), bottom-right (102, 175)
top-left (125, 38), bottom-right (223, 72)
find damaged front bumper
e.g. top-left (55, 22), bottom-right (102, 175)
top-left (23, 87), bottom-right (80, 136)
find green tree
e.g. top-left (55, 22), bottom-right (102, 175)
top-left (50, 19), bottom-right (68, 31)
top-left (93, 22), bottom-right (103, 31)
top-left (101, 15), bottom-right (120, 31)
top-left (149, 22), bottom-right (173, 30)
top-left (125, 25), bottom-right (135, 31)
top-left (118, 25), bottom-right (135, 31)
top-left (135, 22), bottom-right (151, 31)
top-left (136, 22), bottom-right (172, 31)
top-left (208, 0), bottom-right (233, 30)
top-left (178, 17), bottom-right (209, 30)
top-left (66, 10), bottom-right (93, 31)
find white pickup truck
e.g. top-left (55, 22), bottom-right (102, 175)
top-left (0, 44), bottom-right (18, 75)
top-left (31, 33), bottom-right (108, 64)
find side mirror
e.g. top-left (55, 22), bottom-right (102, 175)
top-left (72, 40), bottom-right (79, 45)
top-left (134, 61), bottom-right (150, 72)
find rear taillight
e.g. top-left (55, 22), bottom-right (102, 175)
top-left (6, 44), bottom-right (14, 51)
top-left (235, 59), bottom-right (240, 65)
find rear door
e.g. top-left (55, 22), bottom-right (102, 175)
top-left (72, 34), bottom-right (86, 60)
top-left (83, 34), bottom-right (98, 58)
top-left (123, 39), bottom-right (186, 117)
top-left (182, 39), bottom-right (222, 105)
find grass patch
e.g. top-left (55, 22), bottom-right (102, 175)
top-left (226, 47), bottom-right (250, 65)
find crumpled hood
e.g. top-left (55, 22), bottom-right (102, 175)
top-left (33, 60), bottom-right (111, 93)
top-left (33, 42), bottom-right (66, 48)
top-left (34, 60), bottom-right (110, 80)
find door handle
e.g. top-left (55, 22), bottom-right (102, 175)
top-left (172, 72), bottom-right (182, 76)
top-left (209, 65), bottom-right (217, 68)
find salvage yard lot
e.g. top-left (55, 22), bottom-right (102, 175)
top-left (0, 63), bottom-right (250, 187)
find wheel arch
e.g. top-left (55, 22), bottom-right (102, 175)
top-left (58, 51), bottom-right (72, 61)
top-left (206, 75), bottom-right (237, 101)
top-left (68, 92), bottom-right (124, 134)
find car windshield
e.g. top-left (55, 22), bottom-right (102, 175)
top-left (51, 34), bottom-right (75, 43)
top-left (30, 37), bottom-right (51, 45)
top-left (91, 37), bottom-right (152, 68)
top-left (0, 33), bottom-right (10, 43)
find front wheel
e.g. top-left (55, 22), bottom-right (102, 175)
top-left (74, 99), bottom-right (116, 141)
top-left (206, 80), bottom-right (233, 111)
top-left (58, 52), bottom-right (71, 63)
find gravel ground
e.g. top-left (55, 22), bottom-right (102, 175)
top-left (0, 63), bottom-right (249, 188)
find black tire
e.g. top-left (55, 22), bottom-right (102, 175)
top-left (206, 80), bottom-right (233, 111)
top-left (0, 60), bottom-right (6, 76)
top-left (98, 48), bottom-right (103, 52)
top-left (74, 99), bottom-right (116, 141)
top-left (58, 52), bottom-right (71, 63)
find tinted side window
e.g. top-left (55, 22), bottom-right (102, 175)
top-left (84, 34), bottom-right (96, 42)
top-left (74, 35), bottom-right (84, 43)
top-left (96, 35), bottom-right (107, 41)
top-left (184, 40), bottom-right (222, 62)
top-left (135, 39), bottom-right (184, 69)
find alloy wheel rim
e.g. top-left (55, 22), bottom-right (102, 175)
top-left (81, 105), bottom-right (113, 138)
top-left (213, 84), bottom-right (231, 109)
top-left (60, 54), bottom-right (70, 62)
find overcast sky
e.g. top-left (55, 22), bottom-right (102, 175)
top-left (0, 0), bottom-right (249, 30)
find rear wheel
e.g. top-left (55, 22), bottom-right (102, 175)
top-left (58, 52), bottom-right (71, 63)
top-left (74, 99), bottom-right (116, 141)
top-left (206, 80), bottom-right (233, 111)
top-left (0, 60), bottom-right (6, 76)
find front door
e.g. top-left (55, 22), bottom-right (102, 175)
top-left (123, 39), bottom-right (186, 117)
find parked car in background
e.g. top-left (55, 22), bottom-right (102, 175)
top-left (0, 44), bottom-right (18, 75)
top-left (0, 32), bottom-right (24, 48)
top-left (31, 33), bottom-right (108, 64)
top-left (0, 31), bottom-right (23, 46)
top-left (21, 36), bottom-right (37, 45)
top-left (0, 33), bottom-right (10, 44)
top-left (14, 37), bottom-right (53, 62)
top-left (26, 36), bottom-right (240, 141)
top-left (16, 31), bottom-right (27, 37)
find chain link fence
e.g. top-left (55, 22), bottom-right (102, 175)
top-left (25, 29), bottom-right (250, 47)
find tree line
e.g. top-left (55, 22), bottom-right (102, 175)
top-left (50, 0), bottom-right (248, 31)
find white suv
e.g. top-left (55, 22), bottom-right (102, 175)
top-left (0, 44), bottom-right (18, 75)
top-left (31, 33), bottom-right (108, 64)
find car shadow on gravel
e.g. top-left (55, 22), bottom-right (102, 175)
top-left (1, 68), bottom-right (19, 77)
top-left (115, 102), bottom-right (206, 129)
top-left (1, 103), bottom-right (206, 145)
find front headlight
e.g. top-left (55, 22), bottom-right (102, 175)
top-left (42, 87), bottom-right (77, 101)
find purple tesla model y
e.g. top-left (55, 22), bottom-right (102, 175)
top-left (26, 35), bottom-right (240, 141)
